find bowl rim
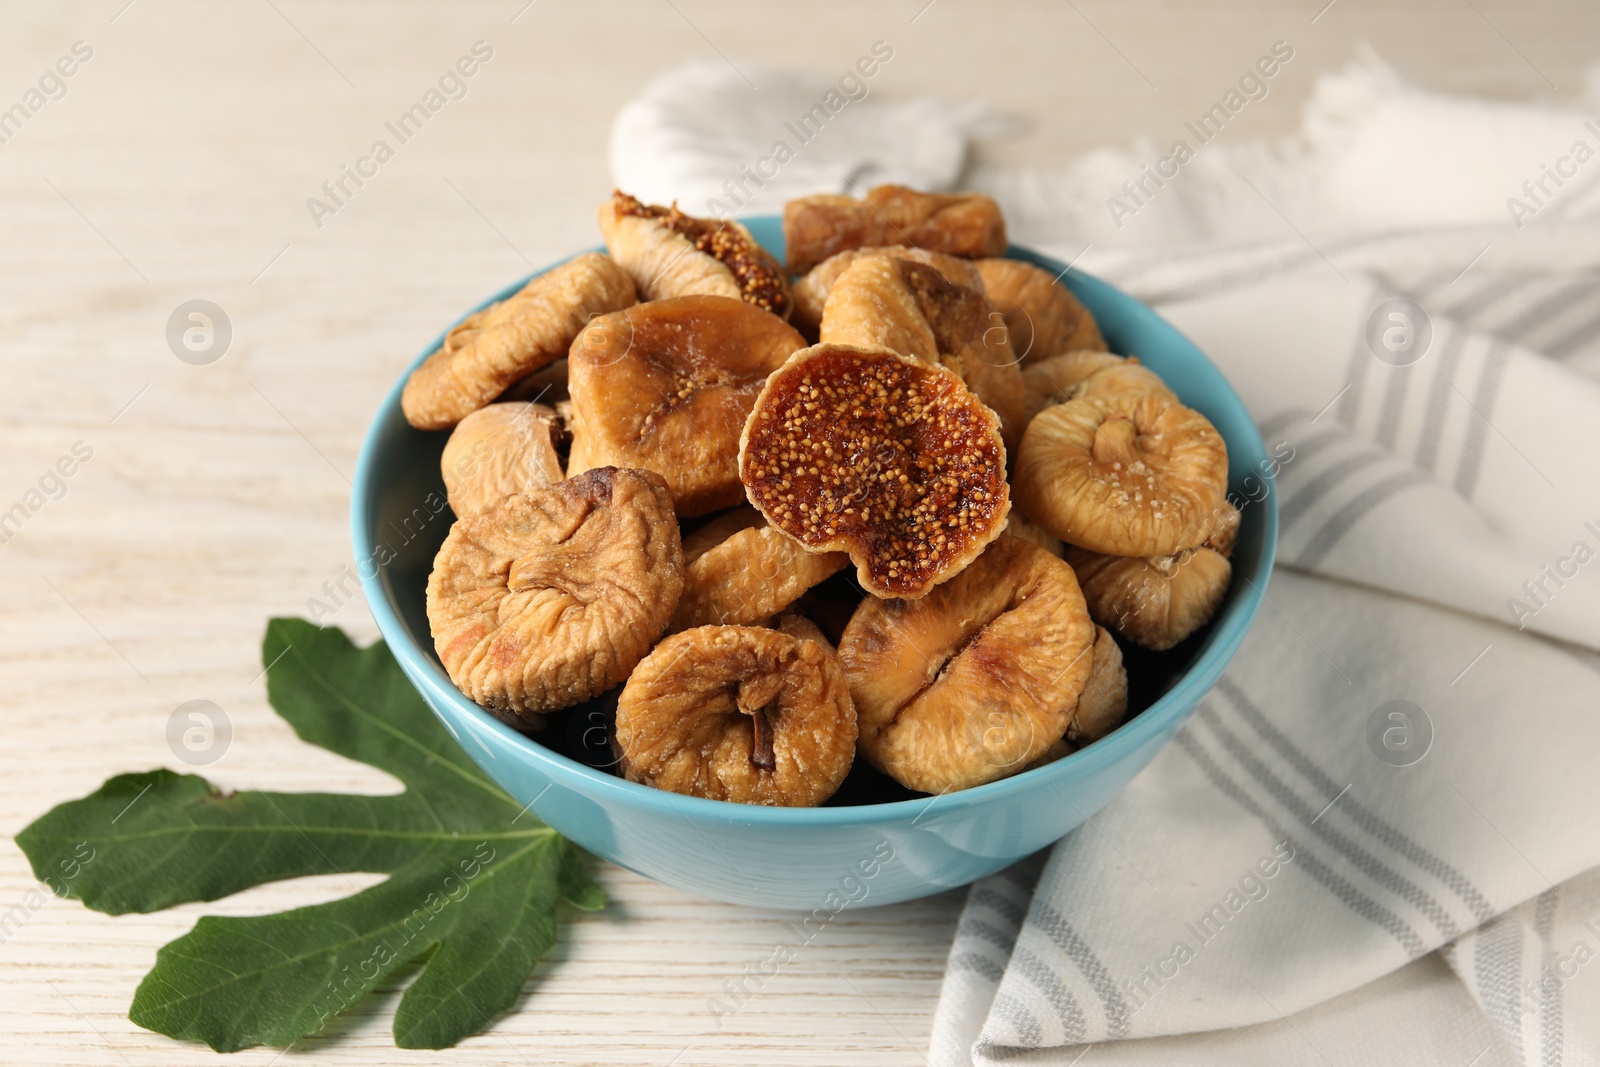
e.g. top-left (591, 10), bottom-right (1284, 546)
top-left (352, 219), bottom-right (1279, 827)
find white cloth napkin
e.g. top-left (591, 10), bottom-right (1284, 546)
top-left (610, 54), bottom-right (1600, 1066)
top-left (610, 56), bottom-right (1005, 217)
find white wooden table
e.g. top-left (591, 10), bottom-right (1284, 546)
top-left (3, 2), bottom-right (1595, 1063)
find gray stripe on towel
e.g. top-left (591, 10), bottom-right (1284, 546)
top-left (1535, 887), bottom-right (1564, 1067)
top-left (1012, 948), bottom-right (1088, 1044)
top-left (1199, 705), bottom-right (1460, 940)
top-left (1217, 677), bottom-right (1495, 921)
top-left (1278, 449), bottom-right (1384, 536)
top-left (1413, 327), bottom-right (1468, 476)
top-left (1174, 726), bottom-right (1427, 956)
top-left (1034, 902), bottom-right (1132, 1039)
top-left (1453, 343), bottom-right (1512, 499)
top-left (1296, 469), bottom-right (1432, 568)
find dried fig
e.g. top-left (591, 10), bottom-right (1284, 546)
top-left (426, 467), bottom-right (683, 724)
top-left (671, 512), bottom-right (848, 632)
top-left (566, 295), bottom-right (806, 517)
top-left (792, 246), bottom-right (985, 338)
top-left (820, 253), bottom-right (1028, 450)
top-left (1027, 625), bottom-right (1129, 766)
top-left (599, 191), bottom-right (792, 318)
top-left (975, 258), bottom-right (1106, 363)
top-left (1023, 350), bottom-right (1123, 407)
top-left (1202, 499), bottom-right (1241, 558)
top-left (838, 536), bottom-right (1095, 793)
top-left (740, 343), bottom-right (1010, 600)
top-left (1068, 625), bottom-right (1129, 743)
top-left (1014, 392), bottom-right (1228, 557)
top-left (553, 398), bottom-right (576, 433)
top-left (1066, 544), bottom-right (1232, 651)
top-left (439, 402), bottom-right (565, 516)
top-left (682, 505), bottom-right (766, 564)
top-left (818, 253), bottom-right (939, 362)
top-left (614, 620), bottom-right (856, 806)
top-left (1021, 351), bottom-right (1176, 425)
top-left (783, 185), bottom-right (1007, 274)
top-left (402, 252), bottom-right (636, 430)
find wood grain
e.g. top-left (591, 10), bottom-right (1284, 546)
top-left (1, 1), bottom-right (1594, 1062)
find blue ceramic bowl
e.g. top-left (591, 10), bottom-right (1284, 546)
top-left (352, 217), bottom-right (1278, 909)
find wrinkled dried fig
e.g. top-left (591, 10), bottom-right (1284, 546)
top-left (682, 505), bottom-right (766, 564)
top-left (1066, 544), bottom-right (1232, 651)
top-left (402, 252), bottom-right (636, 431)
top-left (740, 343), bottom-right (1010, 600)
top-left (1014, 392), bottom-right (1228, 557)
top-left (784, 185), bottom-right (1007, 274)
top-left (820, 254), bottom-right (1027, 450)
top-left (567, 295), bottom-right (806, 516)
top-left (671, 512), bottom-right (848, 632)
top-left (975, 258), bottom-right (1106, 363)
top-left (1021, 351), bottom-right (1176, 425)
top-left (1202, 499), bottom-right (1241, 558)
top-left (599, 191), bottom-right (792, 318)
top-left (792, 246), bottom-right (985, 338)
top-left (440, 402), bottom-right (565, 516)
top-left (838, 536), bottom-right (1095, 793)
top-left (614, 620), bottom-right (856, 806)
top-left (1027, 625), bottom-right (1129, 766)
top-left (818, 253), bottom-right (940, 362)
top-left (426, 467), bottom-right (683, 724)
top-left (1021, 351), bottom-right (1123, 418)
top-left (1068, 625), bottom-right (1129, 743)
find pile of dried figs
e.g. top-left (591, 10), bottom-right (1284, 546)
top-left (408, 186), bottom-right (1237, 805)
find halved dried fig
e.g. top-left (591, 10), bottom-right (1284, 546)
top-left (567, 295), bottom-right (806, 516)
top-left (784, 185), bottom-right (1007, 274)
top-left (740, 343), bottom-right (1010, 600)
top-left (402, 252), bottom-right (636, 430)
top-left (820, 254), bottom-right (1028, 449)
top-left (671, 512), bottom-right (848, 632)
top-left (440, 402), bottom-right (564, 516)
top-left (792, 246), bottom-right (985, 338)
top-left (1014, 392), bottom-right (1228, 557)
top-left (1066, 544), bottom-right (1232, 651)
top-left (838, 536), bottom-right (1095, 793)
top-left (1027, 625), bottom-right (1129, 767)
top-left (426, 467), bottom-right (683, 724)
top-left (599, 191), bottom-right (792, 318)
top-left (614, 620), bottom-right (856, 806)
top-left (975, 258), bottom-right (1106, 363)
top-left (1021, 351), bottom-right (1176, 425)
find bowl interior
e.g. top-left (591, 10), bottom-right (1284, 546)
top-left (352, 216), bottom-right (1277, 820)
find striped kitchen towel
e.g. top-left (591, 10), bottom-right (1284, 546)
top-left (929, 66), bottom-right (1600, 1067)
top-left (611, 48), bottom-right (1600, 1065)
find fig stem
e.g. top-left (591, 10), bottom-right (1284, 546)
top-left (749, 702), bottom-right (777, 772)
top-left (1091, 416), bottom-right (1139, 466)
